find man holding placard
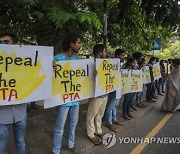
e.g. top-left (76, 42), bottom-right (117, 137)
top-left (86, 44), bottom-right (108, 145)
top-left (105, 49), bottom-right (125, 133)
top-left (52, 33), bottom-right (82, 154)
top-left (0, 32), bottom-right (27, 154)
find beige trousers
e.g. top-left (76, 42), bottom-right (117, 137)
top-left (86, 96), bottom-right (108, 138)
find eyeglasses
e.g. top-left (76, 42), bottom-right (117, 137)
top-left (0, 40), bottom-right (9, 44)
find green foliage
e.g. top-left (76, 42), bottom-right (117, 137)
top-left (0, 0), bottom-right (178, 57)
top-left (155, 41), bottom-right (180, 59)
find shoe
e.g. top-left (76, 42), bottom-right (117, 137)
top-left (158, 93), bottom-right (164, 96)
top-left (68, 146), bottom-right (80, 154)
top-left (146, 100), bottom-right (152, 103)
top-left (146, 100), bottom-right (155, 103)
top-left (95, 133), bottom-right (105, 139)
top-left (141, 103), bottom-right (147, 107)
top-left (106, 124), bottom-right (119, 133)
top-left (128, 114), bottom-right (134, 118)
top-left (152, 96), bottom-right (157, 99)
top-left (122, 114), bottom-right (131, 120)
top-left (150, 99), bottom-right (156, 102)
top-left (88, 136), bottom-right (101, 145)
top-left (162, 91), bottom-right (166, 93)
top-left (137, 103), bottom-right (144, 108)
top-left (131, 107), bottom-right (137, 111)
top-left (113, 120), bottom-right (125, 126)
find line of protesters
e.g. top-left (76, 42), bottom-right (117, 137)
top-left (0, 32), bottom-right (179, 154)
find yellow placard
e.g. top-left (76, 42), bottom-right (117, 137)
top-left (95, 59), bottom-right (120, 97)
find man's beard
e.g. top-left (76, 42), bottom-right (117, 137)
top-left (73, 48), bottom-right (80, 54)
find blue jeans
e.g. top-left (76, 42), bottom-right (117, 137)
top-left (52, 105), bottom-right (79, 154)
top-left (0, 117), bottom-right (27, 154)
top-left (106, 95), bottom-right (120, 125)
top-left (136, 91), bottom-right (143, 103)
top-left (123, 93), bottom-right (133, 115)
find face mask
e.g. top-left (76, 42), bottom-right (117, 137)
top-left (0, 41), bottom-right (9, 44)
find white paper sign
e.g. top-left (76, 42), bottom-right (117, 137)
top-left (0, 44), bottom-right (53, 106)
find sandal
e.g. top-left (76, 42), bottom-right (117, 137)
top-left (113, 120), bottom-right (125, 126)
top-left (88, 136), bottom-right (101, 145)
top-left (128, 114), bottom-right (134, 118)
top-left (122, 115), bottom-right (131, 120)
top-left (141, 103), bottom-right (147, 107)
top-left (95, 133), bottom-right (104, 139)
top-left (106, 124), bottom-right (119, 133)
top-left (68, 146), bottom-right (80, 154)
top-left (131, 107), bottom-right (137, 111)
top-left (137, 104), bottom-right (144, 108)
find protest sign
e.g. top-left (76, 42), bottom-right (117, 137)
top-left (153, 62), bottom-right (161, 80)
top-left (94, 59), bottom-right (120, 97)
top-left (120, 69), bottom-right (131, 95)
top-left (44, 59), bottom-right (95, 108)
top-left (142, 66), bottom-right (151, 84)
top-left (130, 70), bottom-right (143, 92)
top-left (0, 44), bottom-right (53, 106)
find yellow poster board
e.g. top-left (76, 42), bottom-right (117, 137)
top-left (120, 69), bottom-right (131, 95)
top-left (130, 70), bottom-right (143, 92)
top-left (95, 59), bottom-right (120, 97)
top-left (44, 59), bottom-right (95, 108)
top-left (153, 62), bottom-right (161, 80)
top-left (142, 66), bottom-right (151, 84)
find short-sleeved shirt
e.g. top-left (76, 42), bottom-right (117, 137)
top-left (0, 104), bottom-right (27, 124)
top-left (54, 53), bottom-right (80, 107)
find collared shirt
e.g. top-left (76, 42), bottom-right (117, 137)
top-left (0, 104), bottom-right (27, 124)
top-left (53, 53), bottom-right (80, 107)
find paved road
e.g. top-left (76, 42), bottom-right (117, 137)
top-left (6, 94), bottom-right (180, 154)
top-left (91, 97), bottom-right (180, 154)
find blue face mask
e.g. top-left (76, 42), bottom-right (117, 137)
top-left (0, 41), bottom-right (9, 44)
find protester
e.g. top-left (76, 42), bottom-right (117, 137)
top-left (146, 57), bottom-right (156, 103)
top-left (151, 58), bottom-right (159, 99)
top-left (136, 58), bottom-right (147, 108)
top-left (167, 58), bottom-right (173, 73)
top-left (52, 33), bottom-right (82, 154)
top-left (122, 58), bottom-right (137, 120)
top-left (105, 49), bottom-right (125, 133)
top-left (158, 60), bottom-right (166, 95)
top-left (86, 44), bottom-right (108, 145)
top-left (161, 59), bottom-right (180, 112)
top-left (0, 32), bottom-right (27, 154)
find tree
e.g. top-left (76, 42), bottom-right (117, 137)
top-left (0, 0), bottom-right (178, 57)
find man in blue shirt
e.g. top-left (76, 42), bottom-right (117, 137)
top-left (52, 33), bottom-right (82, 154)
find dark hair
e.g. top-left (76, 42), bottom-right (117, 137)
top-left (93, 44), bottom-right (105, 56)
top-left (160, 60), bottom-right (165, 65)
top-left (62, 33), bottom-right (80, 52)
top-left (115, 49), bottom-right (125, 58)
top-left (138, 58), bottom-right (146, 67)
top-left (156, 57), bottom-right (159, 62)
top-left (0, 32), bottom-right (17, 44)
top-left (172, 59), bottom-right (180, 66)
top-left (132, 52), bottom-right (143, 60)
top-left (149, 56), bottom-right (156, 62)
top-left (124, 57), bottom-right (136, 69)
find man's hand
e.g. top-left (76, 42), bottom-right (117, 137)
top-left (94, 70), bottom-right (97, 77)
top-left (53, 61), bottom-right (57, 71)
